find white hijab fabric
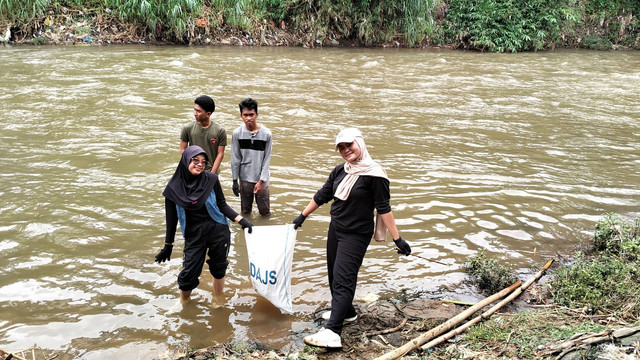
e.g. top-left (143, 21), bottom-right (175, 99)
top-left (333, 128), bottom-right (389, 241)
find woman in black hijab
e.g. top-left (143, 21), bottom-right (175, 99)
top-left (155, 145), bottom-right (252, 301)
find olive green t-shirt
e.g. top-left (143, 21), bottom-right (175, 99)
top-left (180, 121), bottom-right (228, 172)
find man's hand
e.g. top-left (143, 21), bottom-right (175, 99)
top-left (253, 180), bottom-right (263, 194)
top-left (155, 244), bottom-right (173, 263)
top-left (232, 179), bottom-right (240, 197)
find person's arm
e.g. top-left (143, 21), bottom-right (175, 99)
top-left (213, 180), bottom-right (252, 232)
top-left (156, 198), bottom-right (179, 263)
top-left (301, 199), bottom-right (320, 217)
top-left (165, 198), bottom-right (178, 243)
top-left (230, 131), bottom-right (240, 180)
top-left (213, 179), bottom-right (239, 220)
top-left (291, 199), bottom-right (319, 229)
top-left (179, 125), bottom-right (190, 154)
top-left (254, 132), bottom-right (272, 193)
top-left (373, 177), bottom-right (411, 255)
top-left (211, 145), bottom-right (225, 173)
top-left (379, 211), bottom-right (400, 240)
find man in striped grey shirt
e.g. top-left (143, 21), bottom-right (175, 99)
top-left (231, 98), bottom-right (272, 216)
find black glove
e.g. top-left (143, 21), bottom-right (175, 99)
top-left (239, 218), bottom-right (253, 234)
top-left (232, 179), bottom-right (240, 197)
top-left (292, 213), bottom-right (307, 229)
top-left (394, 237), bottom-right (411, 256)
top-left (155, 244), bottom-right (173, 263)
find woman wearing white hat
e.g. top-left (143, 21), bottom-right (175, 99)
top-left (292, 128), bottom-right (411, 348)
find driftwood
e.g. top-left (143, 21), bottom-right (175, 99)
top-left (365, 317), bottom-right (409, 337)
top-left (373, 280), bottom-right (522, 360)
top-left (421, 259), bottom-right (555, 351)
top-left (538, 326), bottom-right (640, 358)
top-left (0, 347), bottom-right (27, 360)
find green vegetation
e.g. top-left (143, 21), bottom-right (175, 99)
top-left (550, 213), bottom-right (640, 319)
top-left (444, 213), bottom-right (640, 359)
top-left (464, 250), bottom-right (518, 294)
top-left (0, 0), bottom-right (638, 50)
top-left (457, 307), bottom-right (607, 359)
top-left (440, 0), bottom-right (580, 52)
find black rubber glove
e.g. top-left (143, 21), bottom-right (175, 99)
top-left (239, 218), bottom-right (253, 234)
top-left (155, 244), bottom-right (173, 263)
top-left (292, 213), bottom-right (307, 229)
top-left (232, 179), bottom-right (240, 197)
top-left (394, 237), bottom-right (411, 256)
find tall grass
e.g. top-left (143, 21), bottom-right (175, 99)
top-left (105, 0), bottom-right (201, 40)
top-left (0, 0), bottom-right (50, 21)
top-left (208, 0), bottom-right (437, 45)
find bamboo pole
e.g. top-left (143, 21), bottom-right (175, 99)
top-left (421, 259), bottom-right (554, 351)
top-left (373, 280), bottom-right (522, 360)
top-left (0, 347), bottom-right (27, 360)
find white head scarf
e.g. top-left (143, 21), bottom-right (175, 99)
top-left (334, 128), bottom-right (388, 200)
top-left (333, 128), bottom-right (389, 241)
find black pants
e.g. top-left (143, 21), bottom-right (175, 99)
top-left (178, 219), bottom-right (231, 291)
top-left (239, 180), bottom-right (270, 216)
top-left (325, 222), bottom-right (370, 335)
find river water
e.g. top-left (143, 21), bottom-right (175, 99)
top-left (0, 46), bottom-right (639, 359)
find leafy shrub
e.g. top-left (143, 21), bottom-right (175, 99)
top-left (581, 35), bottom-right (614, 50)
top-left (464, 250), bottom-right (518, 294)
top-left (551, 253), bottom-right (640, 316)
top-left (593, 213), bottom-right (640, 260)
top-left (440, 0), bottom-right (580, 52)
top-left (551, 214), bottom-right (640, 319)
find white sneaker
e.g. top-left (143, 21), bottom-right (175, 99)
top-left (303, 328), bottom-right (342, 348)
top-left (321, 311), bottom-right (358, 323)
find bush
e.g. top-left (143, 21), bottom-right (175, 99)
top-left (440, 0), bottom-right (579, 52)
top-left (593, 213), bottom-right (640, 260)
top-left (550, 214), bottom-right (640, 319)
top-left (464, 250), bottom-right (518, 294)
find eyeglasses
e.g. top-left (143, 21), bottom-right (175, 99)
top-left (191, 157), bottom-right (209, 166)
top-left (337, 142), bottom-right (353, 152)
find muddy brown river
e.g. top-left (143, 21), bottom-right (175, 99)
top-left (0, 46), bottom-right (639, 359)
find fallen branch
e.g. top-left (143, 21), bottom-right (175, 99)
top-left (373, 280), bottom-right (522, 360)
top-left (420, 259), bottom-right (555, 351)
top-left (365, 317), bottom-right (408, 337)
top-left (535, 327), bottom-right (640, 357)
top-left (387, 300), bottom-right (424, 320)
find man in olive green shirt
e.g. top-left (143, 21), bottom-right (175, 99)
top-left (180, 95), bottom-right (227, 174)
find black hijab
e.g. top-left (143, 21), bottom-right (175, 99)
top-left (162, 145), bottom-right (216, 210)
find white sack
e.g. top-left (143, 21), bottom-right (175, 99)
top-left (244, 224), bottom-right (296, 313)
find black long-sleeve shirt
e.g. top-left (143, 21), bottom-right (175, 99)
top-left (165, 180), bottom-right (238, 243)
top-left (313, 164), bottom-right (392, 236)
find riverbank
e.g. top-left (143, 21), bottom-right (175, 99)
top-left (172, 214), bottom-right (640, 359)
top-left (172, 265), bottom-right (639, 359)
top-left (1, 1), bottom-right (638, 51)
